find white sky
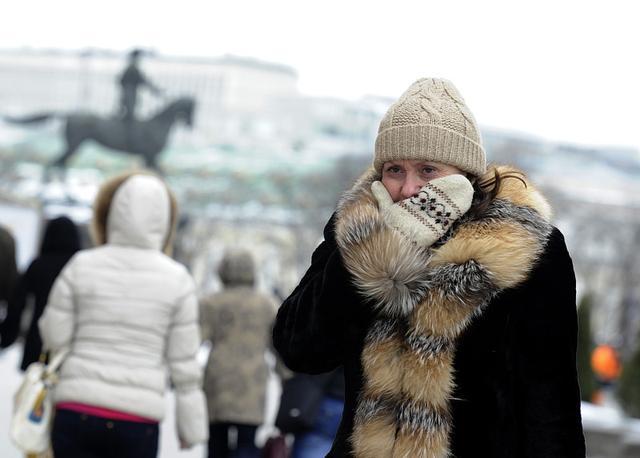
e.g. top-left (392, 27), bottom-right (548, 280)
top-left (2, 0), bottom-right (639, 149)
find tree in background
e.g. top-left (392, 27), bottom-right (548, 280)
top-left (618, 330), bottom-right (640, 418)
top-left (576, 294), bottom-right (597, 402)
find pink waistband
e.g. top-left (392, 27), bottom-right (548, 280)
top-left (56, 402), bottom-right (158, 424)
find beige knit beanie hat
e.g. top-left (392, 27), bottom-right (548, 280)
top-left (374, 78), bottom-right (486, 177)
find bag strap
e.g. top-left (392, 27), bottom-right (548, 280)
top-left (44, 348), bottom-right (70, 376)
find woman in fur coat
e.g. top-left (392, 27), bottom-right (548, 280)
top-left (39, 171), bottom-right (208, 457)
top-left (273, 78), bottom-right (585, 457)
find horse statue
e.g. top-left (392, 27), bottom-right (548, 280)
top-left (4, 96), bottom-right (195, 173)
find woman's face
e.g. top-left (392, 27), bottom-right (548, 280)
top-left (381, 160), bottom-right (463, 202)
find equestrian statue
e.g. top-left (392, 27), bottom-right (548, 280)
top-left (3, 49), bottom-right (195, 173)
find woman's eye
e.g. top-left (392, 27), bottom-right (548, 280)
top-left (386, 166), bottom-right (402, 174)
top-left (422, 167), bottom-right (437, 174)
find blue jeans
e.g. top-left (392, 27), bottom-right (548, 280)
top-left (292, 396), bottom-right (343, 458)
top-left (51, 409), bottom-right (159, 458)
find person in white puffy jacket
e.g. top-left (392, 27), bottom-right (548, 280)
top-left (39, 171), bottom-right (208, 458)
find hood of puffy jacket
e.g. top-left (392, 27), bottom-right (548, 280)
top-left (218, 248), bottom-right (255, 286)
top-left (92, 172), bottom-right (176, 252)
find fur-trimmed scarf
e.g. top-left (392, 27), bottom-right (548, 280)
top-left (334, 166), bottom-right (553, 458)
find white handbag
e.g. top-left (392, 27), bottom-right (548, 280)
top-left (10, 349), bottom-right (69, 454)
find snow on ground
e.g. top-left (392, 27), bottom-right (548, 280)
top-left (0, 345), bottom-right (280, 457)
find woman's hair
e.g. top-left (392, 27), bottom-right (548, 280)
top-left (40, 216), bottom-right (81, 255)
top-left (470, 167), bottom-right (527, 216)
top-left (0, 225), bottom-right (17, 301)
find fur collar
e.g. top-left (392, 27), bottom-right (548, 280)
top-left (334, 165), bottom-right (553, 457)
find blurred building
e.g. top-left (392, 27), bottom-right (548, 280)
top-left (0, 48), bottom-right (382, 155)
top-left (0, 49), bottom-right (297, 143)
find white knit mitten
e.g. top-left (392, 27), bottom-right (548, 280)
top-left (371, 175), bottom-right (474, 247)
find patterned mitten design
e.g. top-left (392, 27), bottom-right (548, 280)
top-left (371, 175), bottom-right (474, 247)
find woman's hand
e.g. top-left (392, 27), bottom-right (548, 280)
top-left (371, 174), bottom-right (473, 247)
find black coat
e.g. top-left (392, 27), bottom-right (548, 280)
top-left (0, 217), bottom-right (80, 370)
top-left (0, 225), bottom-right (18, 307)
top-left (273, 215), bottom-right (585, 457)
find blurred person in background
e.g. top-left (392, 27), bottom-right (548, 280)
top-left (276, 367), bottom-right (345, 458)
top-left (39, 171), bottom-right (208, 458)
top-left (0, 224), bottom-right (18, 343)
top-left (0, 216), bottom-right (80, 370)
top-left (274, 78), bottom-right (585, 457)
top-left (200, 248), bottom-right (281, 458)
top-left (590, 343), bottom-right (622, 405)
top-left (291, 367), bottom-right (344, 458)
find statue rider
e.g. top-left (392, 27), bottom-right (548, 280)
top-left (118, 49), bottom-right (163, 122)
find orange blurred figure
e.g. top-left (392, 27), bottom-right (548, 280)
top-left (591, 344), bottom-right (622, 382)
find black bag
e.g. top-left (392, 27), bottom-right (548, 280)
top-left (275, 373), bottom-right (330, 434)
